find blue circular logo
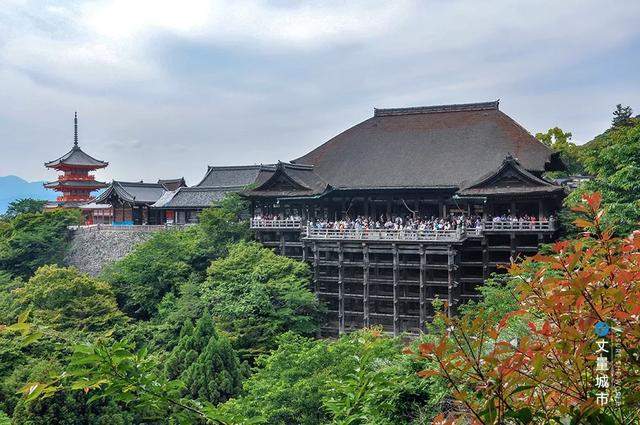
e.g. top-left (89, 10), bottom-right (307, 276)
top-left (594, 321), bottom-right (610, 337)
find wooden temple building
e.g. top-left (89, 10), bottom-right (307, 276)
top-left (94, 178), bottom-right (186, 225)
top-left (151, 165), bottom-right (271, 223)
top-left (44, 113), bottom-right (110, 223)
top-left (242, 101), bottom-right (566, 336)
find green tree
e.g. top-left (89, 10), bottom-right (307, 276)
top-left (10, 359), bottom-right (134, 425)
top-left (198, 193), bottom-right (251, 259)
top-left (2, 199), bottom-right (47, 220)
top-left (535, 127), bottom-right (584, 176)
top-left (612, 103), bottom-right (633, 127)
top-left (0, 410), bottom-right (9, 425)
top-left (165, 311), bottom-right (244, 406)
top-left (19, 338), bottom-right (229, 424)
top-left (0, 272), bottom-right (20, 324)
top-left (0, 209), bottom-right (80, 279)
top-left (201, 242), bottom-right (322, 359)
top-left (221, 330), bottom-right (441, 425)
top-left (102, 227), bottom-right (207, 320)
top-left (566, 115), bottom-right (640, 234)
top-left (127, 278), bottom-right (208, 354)
top-left (15, 265), bottom-right (126, 334)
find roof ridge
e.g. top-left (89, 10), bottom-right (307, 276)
top-left (206, 164), bottom-right (274, 171)
top-left (374, 101), bottom-right (499, 117)
top-left (278, 161), bottom-right (314, 171)
top-left (114, 180), bottom-right (163, 187)
top-left (182, 185), bottom-right (246, 191)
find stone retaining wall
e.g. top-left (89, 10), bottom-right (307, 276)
top-left (65, 227), bottom-right (163, 276)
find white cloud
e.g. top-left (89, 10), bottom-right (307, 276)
top-left (0, 0), bottom-right (638, 183)
top-left (81, 0), bottom-right (412, 46)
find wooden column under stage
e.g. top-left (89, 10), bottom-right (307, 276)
top-left (362, 243), bottom-right (370, 328)
top-left (337, 242), bottom-right (345, 334)
top-left (447, 248), bottom-right (455, 318)
top-left (312, 242), bottom-right (319, 294)
top-left (392, 243), bottom-right (399, 336)
top-left (419, 244), bottom-right (426, 331)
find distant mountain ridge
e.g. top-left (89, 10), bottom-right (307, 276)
top-left (0, 175), bottom-right (57, 214)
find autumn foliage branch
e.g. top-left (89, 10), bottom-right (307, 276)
top-left (412, 193), bottom-right (640, 424)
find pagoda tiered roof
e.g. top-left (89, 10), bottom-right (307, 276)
top-left (44, 144), bottom-right (108, 169)
top-left (44, 113), bottom-right (108, 170)
top-left (43, 179), bottom-right (108, 190)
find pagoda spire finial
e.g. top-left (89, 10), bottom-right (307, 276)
top-left (74, 112), bottom-right (78, 147)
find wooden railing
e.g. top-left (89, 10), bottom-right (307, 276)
top-left (304, 227), bottom-right (465, 242)
top-left (69, 224), bottom-right (187, 232)
top-left (56, 195), bottom-right (93, 202)
top-left (250, 218), bottom-right (557, 237)
top-left (482, 220), bottom-right (556, 232)
top-left (59, 174), bottom-right (95, 181)
top-left (250, 219), bottom-right (303, 229)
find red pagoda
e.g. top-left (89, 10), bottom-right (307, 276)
top-left (44, 113), bottom-right (109, 209)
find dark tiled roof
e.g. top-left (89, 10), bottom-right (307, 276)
top-left (459, 186), bottom-right (563, 196)
top-left (95, 181), bottom-right (166, 204)
top-left (43, 180), bottom-right (107, 189)
top-left (457, 155), bottom-right (564, 196)
top-left (45, 145), bottom-right (108, 169)
top-left (243, 162), bottom-right (329, 198)
top-left (374, 101), bottom-right (499, 117)
top-left (152, 186), bottom-right (241, 209)
top-left (158, 178), bottom-right (187, 191)
top-left (292, 101), bottom-right (562, 190)
top-left (195, 165), bottom-right (274, 188)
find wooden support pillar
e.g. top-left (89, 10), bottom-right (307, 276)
top-left (447, 248), bottom-right (455, 318)
top-left (280, 231), bottom-right (286, 256)
top-left (510, 233), bottom-right (517, 263)
top-left (392, 243), bottom-right (399, 336)
top-left (312, 242), bottom-right (320, 337)
top-left (438, 198), bottom-right (445, 218)
top-left (538, 199), bottom-right (544, 220)
top-left (419, 244), bottom-right (426, 331)
top-left (510, 201), bottom-right (517, 216)
top-left (363, 243), bottom-right (370, 328)
top-left (338, 242), bottom-right (345, 334)
top-left (482, 236), bottom-right (489, 280)
top-left (386, 197), bottom-right (392, 218)
top-left (312, 242), bottom-right (319, 294)
top-left (301, 240), bottom-right (307, 262)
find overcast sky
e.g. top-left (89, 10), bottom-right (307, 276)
top-left (1, 0), bottom-right (639, 184)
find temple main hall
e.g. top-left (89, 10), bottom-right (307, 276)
top-left (242, 101), bottom-right (566, 336)
top-left (47, 101), bottom-right (567, 336)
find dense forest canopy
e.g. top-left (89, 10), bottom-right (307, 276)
top-left (1, 105), bottom-right (639, 424)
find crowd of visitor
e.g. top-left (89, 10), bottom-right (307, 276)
top-left (489, 213), bottom-right (553, 223)
top-left (307, 214), bottom-right (480, 233)
top-left (252, 212), bottom-right (555, 236)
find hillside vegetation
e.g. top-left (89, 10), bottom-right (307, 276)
top-left (0, 105), bottom-right (639, 424)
